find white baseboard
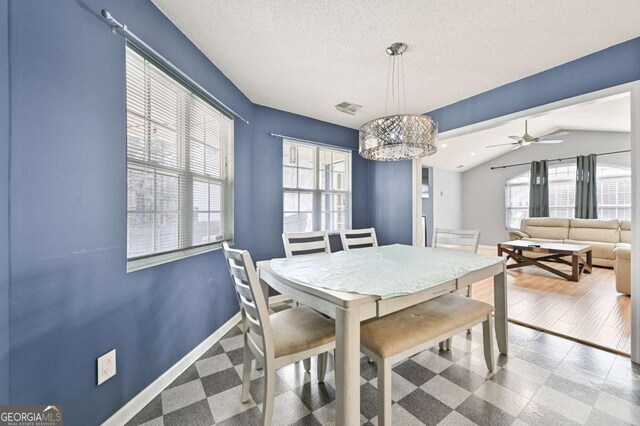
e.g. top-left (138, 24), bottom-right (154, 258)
top-left (102, 295), bottom-right (291, 426)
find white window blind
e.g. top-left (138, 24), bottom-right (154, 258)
top-left (126, 47), bottom-right (234, 265)
top-left (505, 163), bottom-right (631, 229)
top-left (283, 140), bottom-right (351, 232)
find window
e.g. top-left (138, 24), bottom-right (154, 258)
top-left (126, 47), bottom-right (234, 269)
top-left (505, 163), bottom-right (631, 229)
top-left (283, 140), bottom-right (351, 232)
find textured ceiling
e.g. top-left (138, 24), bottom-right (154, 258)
top-left (423, 94), bottom-right (630, 172)
top-left (153, 0), bottom-right (640, 129)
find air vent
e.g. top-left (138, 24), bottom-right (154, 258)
top-left (335, 102), bottom-right (362, 115)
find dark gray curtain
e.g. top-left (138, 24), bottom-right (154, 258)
top-left (575, 154), bottom-right (598, 219)
top-left (529, 160), bottom-right (549, 217)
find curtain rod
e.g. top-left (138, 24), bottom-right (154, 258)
top-left (101, 10), bottom-right (250, 125)
top-left (490, 149), bottom-right (631, 170)
top-left (270, 133), bottom-right (357, 152)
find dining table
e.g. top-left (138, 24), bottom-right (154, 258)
top-left (256, 244), bottom-right (508, 425)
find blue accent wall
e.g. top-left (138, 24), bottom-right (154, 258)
top-left (0, 0), bottom-right (10, 406)
top-left (5, 0), bottom-right (366, 423)
top-left (371, 36), bottom-right (640, 245)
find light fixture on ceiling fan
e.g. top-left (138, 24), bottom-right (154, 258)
top-left (485, 120), bottom-right (569, 149)
top-left (359, 43), bottom-right (438, 161)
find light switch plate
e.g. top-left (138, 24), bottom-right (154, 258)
top-left (97, 349), bottom-right (116, 385)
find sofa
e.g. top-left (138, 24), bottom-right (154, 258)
top-left (509, 218), bottom-right (631, 294)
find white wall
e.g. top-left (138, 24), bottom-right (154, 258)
top-left (432, 168), bottom-right (463, 232)
top-left (461, 130), bottom-right (631, 245)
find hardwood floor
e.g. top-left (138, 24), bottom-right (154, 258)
top-left (473, 246), bottom-right (631, 354)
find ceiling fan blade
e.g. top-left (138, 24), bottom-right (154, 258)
top-left (486, 142), bottom-right (520, 148)
top-left (508, 135), bottom-right (522, 140)
top-left (536, 139), bottom-right (564, 144)
top-left (538, 130), bottom-right (569, 140)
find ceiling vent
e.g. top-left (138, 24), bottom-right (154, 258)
top-left (335, 102), bottom-right (362, 115)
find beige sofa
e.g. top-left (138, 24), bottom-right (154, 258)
top-left (509, 218), bottom-right (631, 294)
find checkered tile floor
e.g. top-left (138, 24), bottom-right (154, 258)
top-left (127, 304), bottom-right (640, 425)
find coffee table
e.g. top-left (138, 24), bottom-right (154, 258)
top-left (497, 240), bottom-right (593, 282)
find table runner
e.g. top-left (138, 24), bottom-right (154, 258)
top-left (270, 244), bottom-right (504, 299)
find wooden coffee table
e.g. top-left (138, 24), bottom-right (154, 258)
top-left (497, 240), bottom-right (593, 282)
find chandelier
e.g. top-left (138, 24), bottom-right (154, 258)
top-left (359, 43), bottom-right (438, 161)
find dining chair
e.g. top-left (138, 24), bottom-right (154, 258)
top-left (282, 231), bottom-right (331, 257)
top-left (339, 228), bottom-right (378, 250)
top-left (360, 293), bottom-right (495, 426)
top-left (433, 228), bottom-right (481, 347)
top-left (281, 231), bottom-right (332, 372)
top-left (222, 243), bottom-right (335, 426)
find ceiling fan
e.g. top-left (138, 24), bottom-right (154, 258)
top-left (485, 120), bottom-right (569, 149)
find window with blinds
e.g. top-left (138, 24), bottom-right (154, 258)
top-left (283, 140), bottom-right (351, 232)
top-left (126, 46), bottom-right (234, 268)
top-left (504, 163), bottom-right (631, 229)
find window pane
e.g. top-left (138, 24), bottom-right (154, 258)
top-left (297, 146), bottom-right (314, 169)
top-left (299, 192), bottom-right (313, 212)
top-left (127, 213), bottom-right (154, 257)
top-left (193, 180), bottom-right (209, 212)
top-left (298, 168), bottom-right (314, 189)
top-left (209, 212), bottom-right (222, 242)
top-left (127, 168), bottom-right (154, 212)
top-left (284, 212), bottom-right (312, 232)
top-left (283, 166), bottom-right (297, 188)
top-left (155, 173), bottom-right (179, 212)
top-left (284, 192), bottom-right (298, 212)
top-left (155, 213), bottom-right (179, 252)
top-left (210, 183), bottom-right (222, 211)
top-left (192, 212), bottom-right (209, 246)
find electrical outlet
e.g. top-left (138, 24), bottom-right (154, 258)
top-left (97, 349), bottom-right (116, 385)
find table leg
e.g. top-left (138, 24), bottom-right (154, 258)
top-left (335, 306), bottom-right (361, 426)
top-left (571, 255), bottom-right (580, 282)
top-left (493, 264), bottom-right (509, 355)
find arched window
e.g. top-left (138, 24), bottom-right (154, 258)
top-left (505, 163), bottom-right (631, 229)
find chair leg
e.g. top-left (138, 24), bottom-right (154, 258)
top-left (446, 337), bottom-right (452, 351)
top-left (262, 365), bottom-right (276, 426)
top-left (438, 341), bottom-right (445, 350)
top-left (241, 341), bottom-right (253, 403)
top-left (317, 352), bottom-right (328, 382)
top-left (467, 286), bottom-right (473, 334)
top-left (482, 315), bottom-right (495, 372)
top-left (377, 358), bottom-right (392, 426)
top-left (303, 357), bottom-right (311, 373)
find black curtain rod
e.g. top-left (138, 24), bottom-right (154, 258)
top-left (490, 149), bottom-right (631, 170)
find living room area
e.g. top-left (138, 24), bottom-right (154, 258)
top-left (420, 91), bottom-right (633, 355)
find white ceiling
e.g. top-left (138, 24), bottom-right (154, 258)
top-left (153, 1), bottom-right (640, 129)
top-left (423, 94), bottom-right (630, 171)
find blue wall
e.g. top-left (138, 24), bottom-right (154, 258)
top-left (0, 0), bottom-right (10, 406)
top-left (5, 0), bottom-right (366, 424)
top-left (371, 36), bottom-right (640, 245)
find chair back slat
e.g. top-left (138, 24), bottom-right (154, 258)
top-left (433, 228), bottom-right (480, 253)
top-left (222, 243), bottom-right (274, 358)
top-left (340, 228), bottom-right (378, 251)
top-left (282, 231), bottom-right (330, 257)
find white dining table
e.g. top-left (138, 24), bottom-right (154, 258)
top-left (256, 245), bottom-right (508, 426)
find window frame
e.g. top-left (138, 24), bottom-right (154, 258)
top-left (504, 162), bottom-right (631, 229)
top-left (125, 45), bottom-right (234, 272)
top-left (282, 139), bottom-right (352, 233)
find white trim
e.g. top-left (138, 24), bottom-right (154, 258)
top-left (101, 296), bottom-right (290, 426)
top-left (631, 83), bottom-right (640, 363)
top-left (412, 158), bottom-right (423, 246)
top-left (126, 243), bottom-right (227, 273)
